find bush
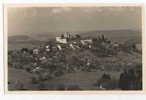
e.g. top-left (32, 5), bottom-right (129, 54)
top-left (54, 71), bottom-right (62, 77)
top-left (38, 83), bottom-right (47, 90)
top-left (31, 77), bottom-right (38, 84)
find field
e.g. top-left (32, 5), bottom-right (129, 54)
top-left (8, 68), bottom-right (121, 90)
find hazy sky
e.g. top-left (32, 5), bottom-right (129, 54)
top-left (7, 7), bottom-right (142, 36)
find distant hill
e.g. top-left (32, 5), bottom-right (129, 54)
top-left (31, 33), bottom-right (59, 41)
top-left (30, 29), bottom-right (141, 43)
top-left (9, 29), bottom-right (141, 43)
top-left (8, 35), bottom-right (44, 50)
top-left (80, 29), bottom-right (141, 43)
top-left (8, 35), bottom-right (35, 42)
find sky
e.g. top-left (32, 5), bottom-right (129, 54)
top-left (7, 6), bottom-right (142, 36)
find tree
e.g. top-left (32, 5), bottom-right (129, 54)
top-left (75, 34), bottom-right (81, 39)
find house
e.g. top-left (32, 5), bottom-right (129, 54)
top-left (45, 45), bottom-right (51, 52)
top-left (57, 44), bottom-right (62, 50)
top-left (33, 48), bottom-right (39, 55)
top-left (56, 37), bottom-right (67, 44)
top-left (69, 43), bottom-right (76, 50)
top-left (80, 39), bottom-right (93, 45)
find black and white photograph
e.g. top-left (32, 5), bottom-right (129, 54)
top-left (5, 4), bottom-right (143, 91)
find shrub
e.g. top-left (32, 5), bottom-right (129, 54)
top-left (38, 83), bottom-right (47, 90)
top-left (31, 77), bottom-right (38, 84)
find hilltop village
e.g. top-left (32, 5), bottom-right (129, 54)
top-left (8, 32), bottom-right (142, 90)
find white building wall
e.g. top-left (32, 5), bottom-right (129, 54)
top-left (56, 37), bottom-right (67, 44)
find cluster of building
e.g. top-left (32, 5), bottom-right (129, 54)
top-left (8, 32), bottom-right (142, 78)
top-left (31, 32), bottom-right (95, 54)
top-left (9, 32), bottom-right (113, 74)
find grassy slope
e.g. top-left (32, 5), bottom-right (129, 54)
top-left (8, 68), bottom-right (121, 90)
top-left (43, 71), bottom-right (121, 90)
top-left (8, 68), bottom-right (37, 90)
